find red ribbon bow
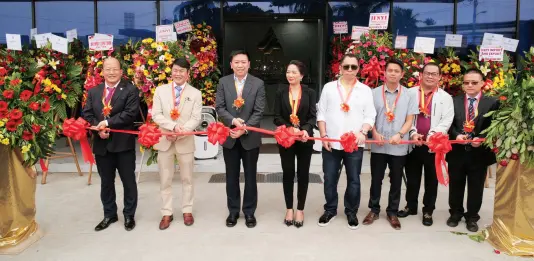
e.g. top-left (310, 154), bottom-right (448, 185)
top-left (138, 124), bottom-right (162, 148)
top-left (360, 56), bottom-right (384, 87)
top-left (207, 122), bottom-right (230, 145)
top-left (274, 125), bottom-right (300, 148)
top-left (62, 118), bottom-right (95, 164)
top-left (340, 132), bottom-right (358, 153)
top-left (426, 133), bottom-right (452, 186)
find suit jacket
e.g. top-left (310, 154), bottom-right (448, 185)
top-left (446, 94), bottom-right (499, 167)
top-left (152, 82), bottom-right (202, 153)
top-left (273, 84), bottom-right (317, 146)
top-left (215, 74), bottom-right (266, 150)
top-left (82, 80), bottom-right (140, 156)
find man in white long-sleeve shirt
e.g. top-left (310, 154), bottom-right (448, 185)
top-left (317, 53), bottom-right (376, 230)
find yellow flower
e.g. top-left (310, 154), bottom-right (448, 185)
top-left (441, 64), bottom-right (450, 74)
top-left (1, 138), bottom-right (9, 145)
top-left (143, 70), bottom-right (149, 76)
top-left (412, 61), bottom-right (418, 65)
top-left (127, 68), bottom-right (134, 76)
top-left (61, 93), bottom-right (67, 99)
top-left (151, 88), bottom-right (156, 94)
top-left (408, 82), bottom-right (414, 87)
top-left (151, 42), bottom-right (157, 49)
top-left (158, 73), bottom-right (166, 81)
top-left (200, 47), bottom-right (206, 52)
top-left (142, 38), bottom-right (154, 44)
top-left (42, 78), bottom-right (51, 86)
top-left (165, 67), bottom-right (171, 73)
top-left (148, 59), bottom-right (155, 66)
top-left (97, 61), bottom-right (103, 66)
top-left (124, 54), bottom-right (131, 61)
top-left (0, 121), bottom-right (4, 127)
top-left (209, 61), bottom-right (214, 67)
top-left (139, 146), bottom-right (145, 153)
top-left (21, 145), bottom-right (31, 154)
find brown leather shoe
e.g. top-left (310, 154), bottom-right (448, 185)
top-left (183, 213), bottom-right (194, 226)
top-left (387, 215), bottom-right (401, 230)
top-left (363, 212), bottom-right (379, 225)
top-left (159, 215), bottom-right (173, 230)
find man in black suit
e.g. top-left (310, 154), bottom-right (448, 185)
top-left (215, 50), bottom-right (266, 228)
top-left (83, 57), bottom-right (140, 231)
top-left (446, 68), bottom-right (499, 232)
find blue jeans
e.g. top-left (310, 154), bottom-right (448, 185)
top-left (322, 148), bottom-right (364, 216)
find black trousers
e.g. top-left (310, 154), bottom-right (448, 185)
top-left (369, 153), bottom-right (406, 216)
top-left (223, 139), bottom-right (260, 216)
top-left (404, 145), bottom-right (438, 214)
top-left (95, 150), bottom-right (138, 218)
top-left (278, 142), bottom-right (313, 211)
top-left (448, 149), bottom-right (487, 222)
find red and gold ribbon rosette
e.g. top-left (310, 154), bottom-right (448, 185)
top-left (274, 125), bottom-right (300, 148)
top-left (207, 122), bottom-right (230, 145)
top-left (360, 56), bottom-right (384, 87)
top-left (233, 97), bottom-right (245, 110)
top-left (138, 123), bottom-right (162, 148)
top-left (427, 133), bottom-right (452, 186)
top-left (63, 118), bottom-right (95, 164)
top-left (463, 120), bottom-right (475, 133)
top-left (340, 132), bottom-right (358, 153)
top-left (337, 79), bottom-right (355, 113)
top-left (170, 108), bottom-right (180, 120)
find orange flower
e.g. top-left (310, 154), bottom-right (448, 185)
top-left (233, 97), bottom-right (245, 109)
top-left (170, 108), bottom-right (180, 120)
top-left (499, 96), bottom-right (507, 101)
top-left (340, 103), bottom-right (350, 112)
top-left (385, 111), bottom-right (395, 122)
top-left (290, 114), bottom-right (300, 127)
top-left (463, 120), bottom-right (475, 133)
top-left (102, 105), bottom-right (112, 117)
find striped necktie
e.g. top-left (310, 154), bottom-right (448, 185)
top-left (175, 85), bottom-right (183, 107)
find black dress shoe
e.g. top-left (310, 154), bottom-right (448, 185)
top-left (446, 216), bottom-right (460, 227)
top-left (466, 221), bottom-right (479, 232)
top-left (422, 213), bottom-right (433, 226)
top-left (245, 215), bottom-right (257, 228)
top-left (226, 213), bottom-right (239, 227)
top-left (294, 220), bottom-right (304, 228)
top-left (397, 207), bottom-right (417, 218)
top-left (95, 216), bottom-right (118, 231)
top-left (284, 219), bottom-right (294, 226)
top-left (124, 216), bottom-right (136, 231)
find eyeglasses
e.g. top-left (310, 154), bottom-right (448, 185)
top-left (423, 72), bottom-right (440, 78)
top-left (463, 81), bottom-right (480, 86)
top-left (342, 64), bottom-right (359, 71)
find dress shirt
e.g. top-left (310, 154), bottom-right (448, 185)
top-left (104, 81), bottom-right (120, 126)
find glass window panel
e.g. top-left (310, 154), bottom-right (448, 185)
top-left (519, 0), bottom-right (534, 55)
top-left (225, 0), bottom-right (324, 15)
top-left (161, 1), bottom-right (222, 38)
top-left (328, 1), bottom-right (390, 36)
top-left (457, 0), bottom-right (516, 49)
top-left (0, 1), bottom-right (32, 45)
top-left (98, 0), bottom-right (156, 45)
top-left (392, 0), bottom-right (454, 49)
top-left (36, 1), bottom-right (94, 46)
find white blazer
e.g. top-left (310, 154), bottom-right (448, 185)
top-left (408, 87), bottom-right (454, 138)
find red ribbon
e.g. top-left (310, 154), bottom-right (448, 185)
top-left (39, 158), bottom-right (48, 172)
top-left (138, 124), bottom-right (162, 148)
top-left (62, 118), bottom-right (95, 164)
top-left (340, 132), bottom-right (358, 153)
top-left (360, 56), bottom-right (384, 87)
top-left (426, 133), bottom-right (452, 186)
top-left (207, 122), bottom-right (230, 145)
top-left (274, 125), bottom-right (299, 148)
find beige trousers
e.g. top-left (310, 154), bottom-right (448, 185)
top-left (157, 146), bottom-right (194, 216)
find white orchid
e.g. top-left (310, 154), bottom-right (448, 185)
top-left (48, 59), bottom-right (58, 70)
top-left (412, 71), bottom-right (419, 78)
top-left (480, 65), bottom-right (489, 76)
top-left (159, 55), bottom-right (165, 61)
top-left (157, 45), bottom-right (163, 52)
top-left (36, 58), bottom-right (45, 68)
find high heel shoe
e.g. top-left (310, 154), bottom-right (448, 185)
top-left (294, 220), bottom-right (304, 228)
top-left (284, 209), bottom-right (294, 226)
top-left (284, 219), bottom-right (294, 226)
top-left (294, 210), bottom-right (304, 228)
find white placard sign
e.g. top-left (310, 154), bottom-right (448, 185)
top-left (88, 34), bottom-right (113, 51)
top-left (414, 37), bottom-right (436, 54)
top-left (156, 24), bottom-right (176, 43)
top-left (395, 35), bottom-right (407, 49)
top-left (6, 34), bottom-right (22, 51)
top-left (482, 33), bottom-right (504, 47)
top-left (351, 26), bottom-right (368, 41)
top-left (479, 47), bottom-right (504, 61)
top-left (66, 29), bottom-right (78, 42)
top-left (333, 21), bottom-right (348, 34)
top-left (369, 13), bottom-right (389, 30)
top-left (445, 34), bottom-right (463, 47)
top-left (34, 33), bottom-right (53, 48)
top-left (174, 20), bottom-right (192, 35)
top-left (502, 37), bottom-right (519, 52)
top-left (49, 34), bottom-right (69, 54)
top-left (30, 28), bottom-right (37, 40)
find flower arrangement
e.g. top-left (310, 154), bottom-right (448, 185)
top-left (82, 50), bottom-right (114, 107)
top-left (327, 35), bottom-right (354, 81)
top-left (483, 76), bottom-right (534, 167)
top-left (394, 50), bottom-right (427, 88)
top-left (31, 43), bottom-right (83, 120)
top-left (187, 22), bottom-right (220, 106)
top-left (436, 47), bottom-right (463, 96)
top-left (519, 46), bottom-right (534, 80)
top-left (463, 48), bottom-right (515, 95)
top-left (0, 49), bottom-right (55, 167)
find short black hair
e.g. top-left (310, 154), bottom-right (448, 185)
top-left (173, 57), bottom-right (190, 70)
top-left (340, 53), bottom-right (359, 65)
top-left (230, 50), bottom-right (250, 61)
top-left (464, 68), bottom-right (485, 81)
top-left (287, 60), bottom-right (307, 76)
top-left (385, 58), bottom-right (404, 71)
top-left (422, 62), bottom-right (441, 75)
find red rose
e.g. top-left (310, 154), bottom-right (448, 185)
top-left (3, 90), bottom-right (14, 99)
top-left (22, 131), bottom-right (33, 141)
top-left (0, 67), bottom-right (6, 76)
top-left (9, 109), bottom-right (23, 120)
top-left (41, 101), bottom-right (51, 112)
top-left (32, 124), bottom-right (41, 133)
top-left (10, 78), bottom-right (21, 86)
top-left (0, 100), bottom-right (7, 111)
top-left (6, 120), bottom-right (18, 132)
top-left (29, 102), bottom-right (40, 111)
top-left (20, 90), bottom-right (33, 102)
top-left (511, 154), bottom-right (519, 160)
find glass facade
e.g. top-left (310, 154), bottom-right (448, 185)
top-left (0, 1), bottom-right (32, 45)
top-left (161, 0), bottom-right (222, 38)
top-left (519, 0), bottom-right (533, 55)
top-left (36, 1), bottom-right (95, 45)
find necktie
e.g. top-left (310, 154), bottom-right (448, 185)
top-left (468, 97), bottom-right (476, 121)
top-left (175, 86), bottom-right (183, 107)
top-left (105, 86), bottom-right (115, 103)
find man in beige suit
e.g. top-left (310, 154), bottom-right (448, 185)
top-left (152, 58), bottom-right (202, 230)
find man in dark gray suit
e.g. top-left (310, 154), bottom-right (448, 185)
top-left (216, 50), bottom-right (266, 228)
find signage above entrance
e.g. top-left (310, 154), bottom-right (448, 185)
top-left (369, 13), bottom-right (389, 30)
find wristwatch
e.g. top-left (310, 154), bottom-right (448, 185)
top-left (321, 134), bottom-right (328, 138)
top-left (360, 130), bottom-right (368, 135)
top-left (397, 132), bottom-right (404, 138)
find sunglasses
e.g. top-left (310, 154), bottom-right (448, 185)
top-left (342, 64), bottom-right (359, 71)
top-left (463, 81), bottom-right (480, 86)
